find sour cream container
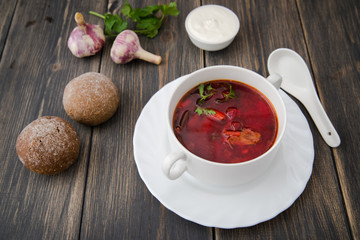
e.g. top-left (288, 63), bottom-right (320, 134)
top-left (185, 5), bottom-right (240, 51)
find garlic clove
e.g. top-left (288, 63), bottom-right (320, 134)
top-left (67, 12), bottom-right (105, 58)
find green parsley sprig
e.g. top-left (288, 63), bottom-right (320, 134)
top-left (195, 107), bottom-right (216, 116)
top-left (198, 83), bottom-right (216, 105)
top-left (90, 1), bottom-right (179, 38)
top-left (217, 84), bottom-right (236, 102)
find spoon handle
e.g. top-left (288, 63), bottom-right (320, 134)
top-left (302, 92), bottom-right (341, 147)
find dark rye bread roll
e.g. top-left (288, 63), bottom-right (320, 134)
top-left (63, 72), bottom-right (120, 126)
top-left (16, 116), bottom-right (80, 175)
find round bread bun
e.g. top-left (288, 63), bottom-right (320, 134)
top-left (63, 72), bottom-right (120, 126)
top-left (16, 116), bottom-right (80, 175)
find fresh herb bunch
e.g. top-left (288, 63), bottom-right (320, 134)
top-left (90, 1), bottom-right (179, 38)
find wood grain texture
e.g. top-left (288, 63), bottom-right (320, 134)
top-left (203, 0), bottom-right (352, 239)
top-left (0, 0), bottom-right (358, 239)
top-left (0, 0), bottom-right (17, 58)
top-left (297, 0), bottom-right (360, 239)
top-left (0, 0), bottom-right (106, 239)
top-left (79, 1), bottom-right (210, 239)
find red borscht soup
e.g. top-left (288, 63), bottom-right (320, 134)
top-left (173, 80), bottom-right (278, 163)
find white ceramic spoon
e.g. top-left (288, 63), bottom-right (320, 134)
top-left (267, 48), bottom-right (340, 147)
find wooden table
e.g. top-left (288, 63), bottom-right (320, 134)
top-left (0, 0), bottom-right (359, 239)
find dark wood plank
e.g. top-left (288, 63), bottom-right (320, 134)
top-left (79, 0), bottom-right (211, 239)
top-left (0, 0), bottom-right (106, 239)
top-left (297, 0), bottom-right (360, 239)
top-left (203, 0), bottom-right (352, 239)
top-left (0, 0), bottom-right (17, 58)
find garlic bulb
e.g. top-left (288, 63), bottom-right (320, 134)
top-left (67, 12), bottom-right (105, 58)
top-left (110, 30), bottom-right (161, 65)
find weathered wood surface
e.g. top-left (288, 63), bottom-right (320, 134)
top-left (0, 0), bottom-right (359, 239)
top-left (0, 1), bottom-right (17, 57)
top-left (0, 0), bottom-right (105, 239)
top-left (297, 0), bottom-right (360, 239)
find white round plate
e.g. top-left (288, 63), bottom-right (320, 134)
top-left (133, 76), bottom-right (314, 228)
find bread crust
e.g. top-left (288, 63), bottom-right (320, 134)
top-left (16, 116), bottom-right (80, 175)
top-left (63, 72), bottom-right (120, 126)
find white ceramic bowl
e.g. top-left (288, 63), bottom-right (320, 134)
top-left (185, 5), bottom-right (240, 51)
top-left (162, 65), bottom-right (287, 186)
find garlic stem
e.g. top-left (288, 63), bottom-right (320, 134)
top-left (75, 12), bottom-right (85, 26)
top-left (136, 48), bottom-right (162, 65)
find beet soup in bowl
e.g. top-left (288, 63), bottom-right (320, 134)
top-left (162, 65), bottom-right (286, 186)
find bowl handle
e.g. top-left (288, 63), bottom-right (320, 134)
top-left (162, 152), bottom-right (187, 180)
top-left (267, 73), bottom-right (282, 90)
